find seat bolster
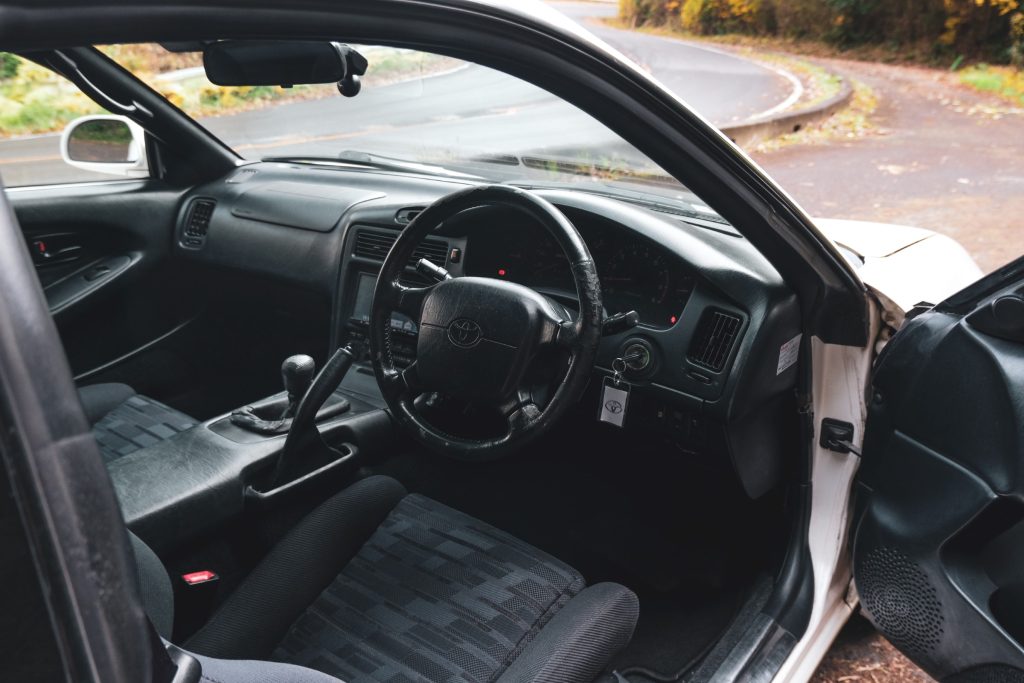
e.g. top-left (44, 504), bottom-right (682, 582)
top-left (185, 476), bottom-right (407, 661)
top-left (77, 383), bottom-right (136, 424)
top-left (187, 648), bottom-right (345, 683)
top-left (496, 582), bottom-right (640, 683)
top-left (164, 640), bottom-right (345, 683)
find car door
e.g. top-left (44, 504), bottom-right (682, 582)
top-left (853, 255), bottom-right (1024, 681)
top-left (0, 50), bottom-right (208, 401)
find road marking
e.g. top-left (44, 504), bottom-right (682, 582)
top-left (0, 153), bottom-right (61, 165)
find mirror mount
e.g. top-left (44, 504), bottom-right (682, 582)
top-left (336, 43), bottom-right (366, 98)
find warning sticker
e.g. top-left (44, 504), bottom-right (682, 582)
top-left (777, 334), bottom-right (802, 375)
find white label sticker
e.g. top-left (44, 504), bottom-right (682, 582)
top-left (777, 334), bottom-right (802, 375)
top-left (599, 381), bottom-right (630, 428)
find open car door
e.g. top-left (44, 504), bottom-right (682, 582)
top-left (854, 256), bottom-right (1024, 681)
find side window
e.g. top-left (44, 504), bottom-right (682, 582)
top-left (0, 53), bottom-right (147, 188)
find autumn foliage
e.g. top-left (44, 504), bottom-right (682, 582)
top-left (619, 0), bottom-right (1024, 64)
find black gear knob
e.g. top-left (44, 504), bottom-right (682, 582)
top-left (282, 354), bottom-right (316, 408)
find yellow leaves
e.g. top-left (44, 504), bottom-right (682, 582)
top-left (678, 0), bottom-right (766, 33)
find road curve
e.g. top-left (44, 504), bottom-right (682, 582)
top-left (548, 1), bottom-right (796, 125)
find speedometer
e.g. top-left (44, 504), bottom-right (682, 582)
top-left (597, 238), bottom-right (694, 329)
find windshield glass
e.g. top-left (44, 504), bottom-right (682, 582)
top-left (107, 43), bottom-right (723, 222)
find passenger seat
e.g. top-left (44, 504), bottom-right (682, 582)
top-left (77, 383), bottom-right (197, 463)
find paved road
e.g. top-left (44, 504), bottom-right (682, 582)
top-left (549, 1), bottom-right (794, 124)
top-left (754, 57), bottom-right (1024, 275)
top-left (0, 3), bottom-right (795, 187)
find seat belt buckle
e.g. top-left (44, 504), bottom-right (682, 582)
top-left (175, 570), bottom-right (221, 638)
top-left (181, 570), bottom-right (218, 586)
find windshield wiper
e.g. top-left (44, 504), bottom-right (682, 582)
top-left (263, 151), bottom-right (482, 180)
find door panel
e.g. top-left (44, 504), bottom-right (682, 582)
top-left (855, 258), bottom-right (1024, 681)
top-left (9, 180), bottom-right (197, 378)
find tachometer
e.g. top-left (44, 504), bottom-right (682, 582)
top-left (598, 238), bottom-right (694, 328)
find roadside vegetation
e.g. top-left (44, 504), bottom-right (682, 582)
top-left (0, 45), bottom-right (460, 139)
top-left (615, 0), bottom-right (1024, 145)
top-left (958, 63), bottom-right (1024, 104)
top-left (618, 1), bottom-right (1024, 67)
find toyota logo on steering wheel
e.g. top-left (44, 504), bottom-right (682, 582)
top-left (448, 318), bottom-right (483, 348)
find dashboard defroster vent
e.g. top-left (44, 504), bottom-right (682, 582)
top-left (688, 310), bottom-right (741, 372)
top-left (353, 228), bottom-right (448, 267)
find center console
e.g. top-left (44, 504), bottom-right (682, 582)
top-left (344, 271), bottom-right (419, 367)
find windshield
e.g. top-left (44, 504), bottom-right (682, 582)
top-left (107, 43), bottom-right (723, 222)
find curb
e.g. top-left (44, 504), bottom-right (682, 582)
top-left (720, 76), bottom-right (854, 147)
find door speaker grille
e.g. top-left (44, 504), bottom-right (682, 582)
top-left (857, 546), bottom-right (945, 659)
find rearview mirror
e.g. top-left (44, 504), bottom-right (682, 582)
top-left (203, 40), bottom-right (367, 94)
top-left (60, 115), bottom-right (148, 178)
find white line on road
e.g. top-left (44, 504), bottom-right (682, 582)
top-left (636, 36), bottom-right (805, 123)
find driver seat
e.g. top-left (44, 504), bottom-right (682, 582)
top-left (133, 475), bottom-right (639, 683)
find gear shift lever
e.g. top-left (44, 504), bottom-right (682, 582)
top-left (281, 354), bottom-right (316, 418)
top-left (230, 353), bottom-right (348, 435)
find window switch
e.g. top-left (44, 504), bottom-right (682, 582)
top-left (84, 265), bottom-right (111, 282)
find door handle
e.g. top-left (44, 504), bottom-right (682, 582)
top-left (31, 239), bottom-right (83, 267)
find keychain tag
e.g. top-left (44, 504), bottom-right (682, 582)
top-left (599, 376), bottom-right (630, 427)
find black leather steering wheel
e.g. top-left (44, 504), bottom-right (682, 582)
top-left (369, 185), bottom-right (603, 460)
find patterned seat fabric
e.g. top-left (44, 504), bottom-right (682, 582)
top-left (273, 494), bottom-right (586, 683)
top-left (83, 386), bottom-right (197, 462)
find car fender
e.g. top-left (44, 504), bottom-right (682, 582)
top-left (815, 218), bottom-right (982, 322)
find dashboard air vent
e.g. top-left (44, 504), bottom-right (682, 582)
top-left (688, 310), bottom-right (741, 372)
top-left (184, 199), bottom-right (216, 239)
top-left (353, 228), bottom-right (448, 267)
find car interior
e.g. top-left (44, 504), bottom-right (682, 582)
top-left (2, 37), bottom-right (812, 683)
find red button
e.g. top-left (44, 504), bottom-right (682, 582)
top-left (182, 570), bottom-right (218, 585)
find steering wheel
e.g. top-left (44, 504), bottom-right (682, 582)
top-left (369, 184), bottom-right (603, 460)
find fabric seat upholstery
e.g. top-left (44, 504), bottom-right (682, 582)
top-left (77, 383), bottom-right (197, 462)
top-left (134, 476), bottom-right (639, 683)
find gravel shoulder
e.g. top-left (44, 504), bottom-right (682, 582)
top-left (752, 56), bottom-right (1024, 274)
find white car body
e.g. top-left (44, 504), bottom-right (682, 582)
top-left (777, 219), bottom-right (982, 681)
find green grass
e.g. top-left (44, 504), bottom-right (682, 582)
top-left (959, 64), bottom-right (1024, 106)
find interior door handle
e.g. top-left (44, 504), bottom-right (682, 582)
top-left (31, 239), bottom-right (83, 267)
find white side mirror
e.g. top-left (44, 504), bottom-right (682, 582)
top-left (60, 115), bottom-right (148, 178)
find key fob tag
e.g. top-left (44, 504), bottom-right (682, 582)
top-left (598, 377), bottom-right (630, 428)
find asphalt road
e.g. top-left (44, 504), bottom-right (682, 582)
top-left (549, 1), bottom-right (795, 124)
top-left (0, 2), bottom-right (796, 187)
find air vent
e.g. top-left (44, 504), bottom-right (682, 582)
top-left (183, 199), bottom-right (216, 244)
top-left (353, 228), bottom-right (448, 267)
top-left (687, 310), bottom-right (741, 372)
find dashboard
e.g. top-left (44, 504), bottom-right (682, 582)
top-left (172, 161), bottom-right (801, 497)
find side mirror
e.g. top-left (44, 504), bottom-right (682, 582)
top-left (60, 115), bottom-right (148, 178)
